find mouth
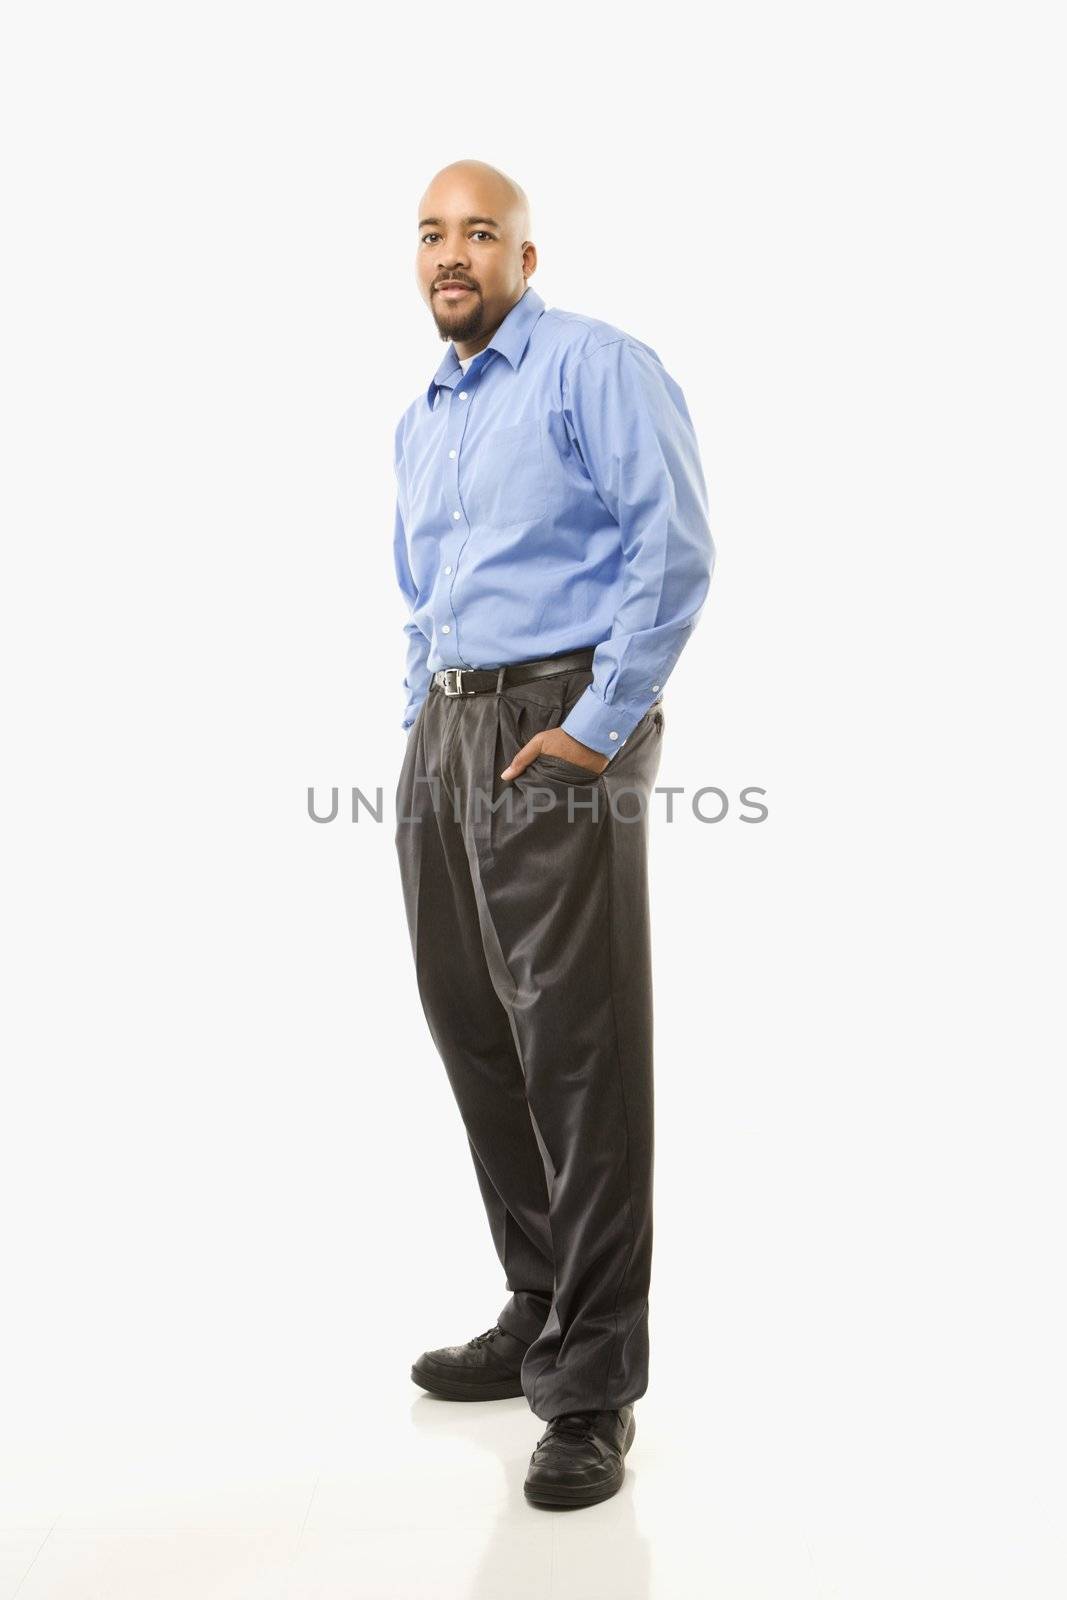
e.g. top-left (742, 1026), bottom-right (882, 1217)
top-left (436, 282), bottom-right (476, 300)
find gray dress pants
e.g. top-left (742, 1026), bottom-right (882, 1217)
top-left (393, 661), bottom-right (665, 1421)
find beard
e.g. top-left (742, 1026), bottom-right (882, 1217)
top-left (432, 289), bottom-right (485, 343)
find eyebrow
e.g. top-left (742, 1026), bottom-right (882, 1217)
top-left (418, 215), bottom-right (501, 231)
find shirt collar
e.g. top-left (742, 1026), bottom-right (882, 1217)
top-left (425, 284), bottom-right (546, 409)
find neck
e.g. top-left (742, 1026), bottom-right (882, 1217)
top-left (455, 283), bottom-right (528, 359)
top-left (456, 336), bottom-right (492, 360)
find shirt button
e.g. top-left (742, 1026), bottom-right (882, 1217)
top-left (458, 391), bottom-right (468, 400)
top-left (444, 564), bottom-right (452, 574)
top-left (652, 683), bottom-right (660, 691)
top-left (441, 624), bottom-right (451, 634)
top-left (608, 731), bottom-right (619, 741)
top-left (448, 449), bottom-right (456, 458)
top-left (452, 510), bottom-right (461, 520)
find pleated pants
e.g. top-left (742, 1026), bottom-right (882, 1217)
top-left (393, 660), bottom-right (665, 1421)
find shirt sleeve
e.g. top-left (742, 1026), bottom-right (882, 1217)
top-left (558, 338), bottom-right (715, 757)
top-left (392, 425), bottom-right (433, 731)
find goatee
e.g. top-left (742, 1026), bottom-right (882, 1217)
top-left (434, 294), bottom-right (485, 343)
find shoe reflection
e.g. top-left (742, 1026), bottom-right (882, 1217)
top-left (409, 1394), bottom-right (652, 1595)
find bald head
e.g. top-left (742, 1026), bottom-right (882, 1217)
top-left (415, 159), bottom-right (537, 353)
top-left (420, 159), bottom-right (532, 241)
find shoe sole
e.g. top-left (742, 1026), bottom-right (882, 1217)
top-left (523, 1410), bottom-right (637, 1508)
top-left (410, 1364), bottom-right (525, 1401)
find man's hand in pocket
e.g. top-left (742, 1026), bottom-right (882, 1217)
top-left (501, 728), bottom-right (610, 781)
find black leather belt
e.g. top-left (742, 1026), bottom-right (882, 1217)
top-left (431, 647), bottom-right (597, 698)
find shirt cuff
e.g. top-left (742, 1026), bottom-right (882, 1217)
top-left (559, 686), bottom-right (650, 758)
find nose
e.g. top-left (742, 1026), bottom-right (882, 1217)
top-left (437, 245), bottom-right (471, 273)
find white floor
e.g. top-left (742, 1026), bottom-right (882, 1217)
top-left (4, 1354), bottom-right (1065, 1600)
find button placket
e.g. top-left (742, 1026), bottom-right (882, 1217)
top-left (440, 374), bottom-right (478, 662)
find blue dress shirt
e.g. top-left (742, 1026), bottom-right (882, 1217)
top-left (392, 285), bottom-right (715, 757)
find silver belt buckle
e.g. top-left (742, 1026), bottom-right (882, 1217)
top-left (442, 667), bottom-right (464, 696)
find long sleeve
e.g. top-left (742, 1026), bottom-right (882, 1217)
top-left (558, 339), bottom-right (715, 756)
top-left (392, 433), bottom-right (432, 732)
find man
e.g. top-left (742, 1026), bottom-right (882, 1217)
top-left (392, 158), bottom-right (714, 1509)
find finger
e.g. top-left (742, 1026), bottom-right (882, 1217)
top-left (500, 739), bottom-right (541, 781)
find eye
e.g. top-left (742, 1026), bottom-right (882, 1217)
top-left (471, 231), bottom-right (494, 242)
top-left (420, 233), bottom-right (440, 245)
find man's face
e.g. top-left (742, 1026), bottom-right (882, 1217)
top-left (416, 178), bottom-right (533, 345)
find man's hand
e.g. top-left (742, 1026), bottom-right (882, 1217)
top-left (500, 727), bottom-right (610, 781)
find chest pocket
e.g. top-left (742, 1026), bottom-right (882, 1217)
top-left (466, 422), bottom-right (547, 527)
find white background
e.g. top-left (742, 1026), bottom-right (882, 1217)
top-left (1, 2), bottom-right (1064, 1596)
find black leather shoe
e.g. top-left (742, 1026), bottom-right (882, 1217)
top-left (523, 1405), bottom-right (636, 1507)
top-left (411, 1323), bottom-right (531, 1400)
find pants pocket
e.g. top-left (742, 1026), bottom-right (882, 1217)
top-left (528, 752), bottom-right (603, 786)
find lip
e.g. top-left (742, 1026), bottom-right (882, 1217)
top-left (436, 283), bottom-right (475, 297)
